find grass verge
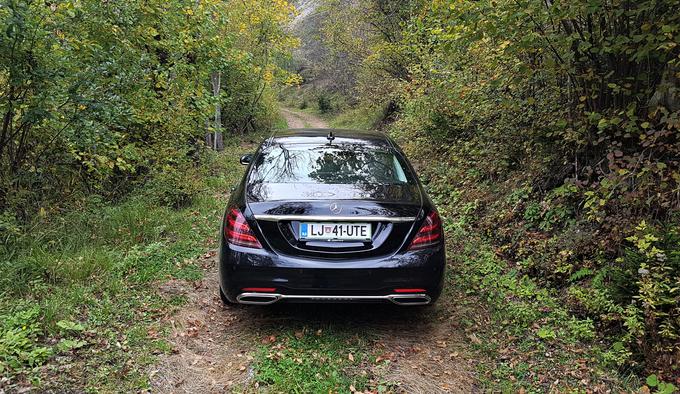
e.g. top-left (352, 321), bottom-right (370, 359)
top-left (0, 132), bottom-right (268, 391)
top-left (273, 111), bottom-right (289, 130)
top-left (327, 106), bottom-right (385, 130)
top-left (396, 129), bottom-right (639, 392)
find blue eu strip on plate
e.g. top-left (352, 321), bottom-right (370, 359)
top-left (300, 223), bottom-right (308, 238)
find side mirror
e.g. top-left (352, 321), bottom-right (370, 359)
top-left (240, 154), bottom-right (253, 165)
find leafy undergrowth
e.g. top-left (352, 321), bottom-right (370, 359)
top-left (393, 130), bottom-right (654, 392)
top-left (0, 132), bottom-right (269, 392)
top-left (446, 231), bottom-right (630, 391)
top-left (327, 106), bottom-right (386, 131)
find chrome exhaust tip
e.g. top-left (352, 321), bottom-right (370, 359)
top-left (387, 294), bottom-right (431, 306)
top-left (236, 292), bottom-right (281, 305)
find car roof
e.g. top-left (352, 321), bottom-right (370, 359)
top-left (267, 128), bottom-right (394, 149)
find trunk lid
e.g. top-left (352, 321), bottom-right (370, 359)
top-left (247, 183), bottom-right (422, 259)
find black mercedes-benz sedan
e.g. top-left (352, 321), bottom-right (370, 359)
top-left (218, 129), bottom-right (445, 306)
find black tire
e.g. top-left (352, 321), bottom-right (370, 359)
top-left (219, 286), bottom-right (235, 306)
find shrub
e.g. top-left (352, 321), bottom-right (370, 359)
top-left (0, 305), bottom-right (52, 374)
top-left (144, 166), bottom-right (203, 209)
top-left (623, 220), bottom-right (680, 369)
top-left (317, 94), bottom-right (332, 113)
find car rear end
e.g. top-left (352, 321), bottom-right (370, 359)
top-left (218, 130), bottom-right (445, 305)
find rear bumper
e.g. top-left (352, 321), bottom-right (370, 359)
top-left (218, 240), bottom-right (446, 304)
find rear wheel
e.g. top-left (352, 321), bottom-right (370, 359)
top-left (219, 286), bottom-right (235, 306)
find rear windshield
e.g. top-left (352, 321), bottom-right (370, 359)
top-left (249, 143), bottom-right (415, 185)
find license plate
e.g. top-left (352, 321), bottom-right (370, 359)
top-left (299, 222), bottom-right (372, 241)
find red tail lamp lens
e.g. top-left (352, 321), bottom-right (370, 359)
top-left (394, 288), bottom-right (427, 293)
top-left (408, 211), bottom-right (443, 250)
top-left (225, 208), bottom-right (262, 249)
top-left (242, 287), bottom-right (276, 292)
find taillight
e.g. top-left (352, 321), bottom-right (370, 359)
top-left (225, 208), bottom-right (262, 249)
top-left (408, 211), bottom-right (443, 250)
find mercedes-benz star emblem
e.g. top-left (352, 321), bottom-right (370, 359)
top-left (329, 202), bottom-right (342, 214)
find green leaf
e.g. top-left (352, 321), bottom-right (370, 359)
top-left (57, 339), bottom-right (88, 352)
top-left (659, 383), bottom-right (678, 394)
top-left (646, 374), bottom-right (659, 387)
top-left (56, 320), bottom-right (85, 332)
top-left (597, 119), bottom-right (609, 129)
top-left (537, 327), bottom-right (556, 339)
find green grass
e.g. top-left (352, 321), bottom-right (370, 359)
top-left (445, 234), bottom-right (621, 391)
top-left (0, 132), bottom-right (269, 391)
top-left (273, 112), bottom-right (289, 129)
top-left (328, 106), bottom-right (384, 130)
top-left (253, 329), bottom-right (370, 393)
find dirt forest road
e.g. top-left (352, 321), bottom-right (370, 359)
top-left (150, 109), bottom-right (477, 393)
top-left (280, 107), bottom-right (329, 129)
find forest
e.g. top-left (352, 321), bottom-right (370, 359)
top-left (1, 0), bottom-right (679, 392)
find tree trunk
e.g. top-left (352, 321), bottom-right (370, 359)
top-left (204, 118), bottom-right (213, 147)
top-left (649, 63), bottom-right (680, 112)
top-left (211, 71), bottom-right (224, 151)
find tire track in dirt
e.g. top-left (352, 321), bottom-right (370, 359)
top-left (280, 108), bottom-right (328, 129)
top-left (150, 254), bottom-right (254, 393)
